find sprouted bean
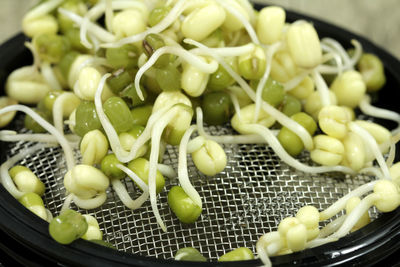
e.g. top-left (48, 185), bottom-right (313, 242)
top-left (0, 1), bottom-right (399, 266)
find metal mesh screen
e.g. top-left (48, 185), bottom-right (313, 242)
top-left (2, 120), bottom-right (379, 261)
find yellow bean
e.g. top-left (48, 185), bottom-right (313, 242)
top-left (310, 135), bottom-right (344, 166)
top-left (318, 105), bottom-right (350, 139)
top-left (330, 70), bottom-right (366, 108)
top-left (257, 6), bottom-right (286, 45)
top-left (304, 90), bottom-right (337, 120)
top-left (286, 21), bottom-right (322, 69)
top-left (231, 104), bottom-right (275, 134)
top-left (270, 51), bottom-right (298, 83)
top-left (288, 75), bottom-right (314, 100)
top-left (181, 3), bottom-right (226, 41)
top-left (341, 132), bottom-right (365, 171)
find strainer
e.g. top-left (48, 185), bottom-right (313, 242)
top-left (0, 7), bottom-right (400, 267)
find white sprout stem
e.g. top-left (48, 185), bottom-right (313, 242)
top-left (331, 193), bottom-right (378, 239)
top-left (312, 69), bottom-right (331, 107)
top-left (61, 194), bottom-right (74, 213)
top-left (157, 164), bottom-right (177, 179)
top-left (185, 39), bottom-right (314, 151)
top-left (58, 8), bottom-right (116, 43)
top-left (245, 123), bottom-right (355, 174)
top-left (25, 42), bottom-right (40, 69)
top-left (105, 0), bottom-right (113, 32)
top-left (386, 133), bottom-right (400, 167)
top-left (101, 0), bottom-right (187, 48)
top-left (190, 43), bottom-right (255, 57)
top-left (187, 136), bottom-right (205, 154)
top-left (24, 0), bottom-right (64, 21)
top-left (318, 215), bottom-right (347, 238)
top-left (321, 43), bottom-right (343, 76)
top-left (80, 16), bottom-right (94, 49)
top-left (149, 107), bottom-right (181, 232)
top-left (72, 192), bottom-right (108, 209)
top-left (135, 46), bottom-right (218, 100)
top-left (359, 166), bottom-right (385, 180)
top-left (196, 107), bottom-right (266, 144)
top-left (178, 125), bottom-right (202, 208)
top-left (348, 39), bottom-right (363, 67)
top-left (215, 0), bottom-right (260, 45)
top-left (41, 62), bottom-right (62, 91)
top-left (0, 131), bottom-right (80, 147)
top-left (127, 107), bottom-right (170, 161)
top-left (0, 105), bottom-right (75, 170)
top-left (256, 232), bottom-right (282, 267)
top-left (254, 42), bottom-right (281, 123)
top-left (229, 92), bottom-right (243, 123)
top-left (316, 39), bottom-right (362, 74)
top-left (236, 0), bottom-right (256, 24)
top-left (116, 164), bottom-right (148, 191)
top-left (348, 122), bottom-right (391, 179)
top-left (0, 143), bottom-right (45, 199)
top-left (319, 181), bottom-right (376, 220)
top-left (283, 70), bottom-right (311, 91)
top-left (81, 0), bottom-right (149, 49)
top-left (87, 0), bottom-right (149, 21)
top-left (52, 92), bottom-right (76, 134)
top-left (322, 38), bottom-right (351, 67)
top-left (111, 178), bottom-right (149, 210)
top-left (45, 209), bottom-right (53, 222)
top-left (95, 73), bottom-right (132, 162)
top-left (359, 95), bottom-right (400, 135)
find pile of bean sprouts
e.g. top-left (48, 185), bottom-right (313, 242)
top-left (0, 0), bottom-right (400, 265)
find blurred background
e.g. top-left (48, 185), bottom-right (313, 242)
top-left (1, 0), bottom-right (399, 59)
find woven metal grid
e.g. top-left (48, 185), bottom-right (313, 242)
top-left (3, 122), bottom-right (378, 261)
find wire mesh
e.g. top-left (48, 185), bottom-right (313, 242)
top-left (2, 120), bottom-right (379, 261)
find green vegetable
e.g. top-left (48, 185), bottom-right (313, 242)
top-left (357, 53), bottom-right (386, 92)
top-left (148, 7), bottom-right (171, 27)
top-left (74, 101), bottom-right (102, 137)
top-left (106, 69), bottom-right (134, 94)
top-left (168, 186), bottom-right (202, 224)
top-left (281, 94), bottom-right (301, 117)
top-left (175, 247), bottom-right (207, 262)
top-left (64, 28), bottom-right (88, 52)
top-left (49, 209), bottom-right (88, 244)
top-left (103, 97), bottom-right (135, 133)
top-left (201, 91), bottom-right (233, 125)
top-left (120, 83), bottom-right (147, 107)
top-left (33, 33), bottom-right (71, 64)
top-left (143, 34), bottom-right (174, 68)
top-left (37, 91), bottom-right (62, 114)
top-left (105, 44), bottom-right (138, 70)
top-left (58, 0), bottom-right (87, 33)
top-left (19, 192), bottom-right (44, 208)
top-left (127, 158), bottom-right (165, 194)
top-left (277, 112), bottom-right (317, 156)
top-left (24, 109), bottom-right (51, 133)
top-left (59, 51), bottom-right (80, 80)
top-left (208, 64), bottom-right (234, 91)
top-left (238, 46), bottom-right (266, 80)
top-left (155, 64), bottom-right (181, 92)
top-left (101, 154), bottom-right (125, 180)
top-left (218, 247), bottom-right (254, 261)
top-left (130, 105), bottom-right (153, 126)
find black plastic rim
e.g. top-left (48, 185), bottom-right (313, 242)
top-left (0, 7), bottom-right (400, 267)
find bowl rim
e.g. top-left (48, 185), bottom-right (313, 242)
top-left (0, 6), bottom-right (400, 267)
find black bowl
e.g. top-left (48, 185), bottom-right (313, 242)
top-left (0, 7), bottom-right (400, 267)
